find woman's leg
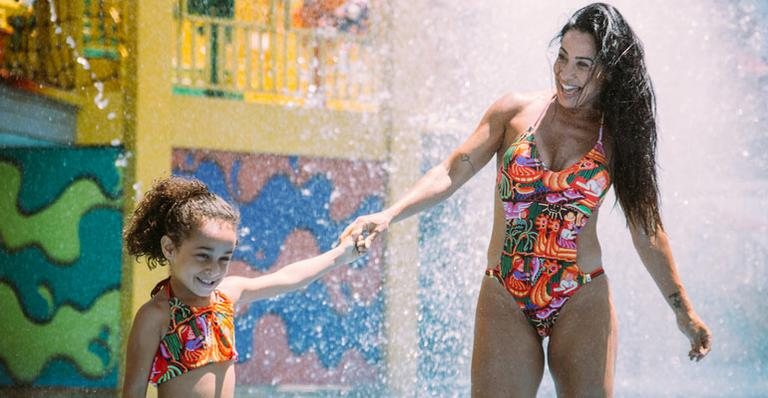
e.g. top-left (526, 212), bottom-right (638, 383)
top-left (471, 276), bottom-right (545, 398)
top-left (547, 276), bottom-right (618, 398)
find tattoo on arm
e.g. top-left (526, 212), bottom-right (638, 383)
top-left (668, 291), bottom-right (683, 310)
top-left (460, 153), bottom-right (476, 173)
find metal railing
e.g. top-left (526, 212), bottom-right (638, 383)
top-left (173, 0), bottom-right (379, 112)
top-left (1, 0), bottom-right (121, 90)
top-left (82, 0), bottom-right (121, 60)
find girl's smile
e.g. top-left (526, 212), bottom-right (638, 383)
top-left (162, 218), bottom-right (237, 302)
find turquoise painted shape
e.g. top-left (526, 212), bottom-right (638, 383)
top-left (0, 147), bottom-right (123, 388)
top-left (0, 147), bottom-right (122, 213)
top-left (0, 208), bottom-right (123, 321)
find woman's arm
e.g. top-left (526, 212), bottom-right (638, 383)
top-left (220, 237), bottom-right (362, 305)
top-left (340, 94), bottom-right (517, 244)
top-left (122, 301), bottom-right (166, 398)
top-left (629, 223), bottom-right (712, 361)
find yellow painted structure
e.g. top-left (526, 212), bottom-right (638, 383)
top-left (119, 0), bottom-right (388, 339)
top-left (119, 4), bottom-right (396, 395)
top-left (3, 0), bottom-right (423, 395)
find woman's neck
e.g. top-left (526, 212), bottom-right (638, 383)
top-left (551, 97), bottom-right (602, 129)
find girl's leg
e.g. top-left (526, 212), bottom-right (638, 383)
top-left (471, 276), bottom-right (545, 398)
top-left (547, 276), bottom-right (617, 398)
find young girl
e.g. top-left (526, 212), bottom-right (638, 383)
top-left (121, 176), bottom-right (365, 398)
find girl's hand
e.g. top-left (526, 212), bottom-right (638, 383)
top-left (339, 211), bottom-right (392, 251)
top-left (336, 234), bottom-right (368, 264)
top-left (677, 312), bottom-right (712, 362)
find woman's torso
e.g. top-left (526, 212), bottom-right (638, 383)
top-left (487, 92), bottom-right (610, 273)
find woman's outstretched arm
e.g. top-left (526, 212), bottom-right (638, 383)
top-left (629, 223), bottom-right (712, 361)
top-left (340, 94), bottom-right (520, 245)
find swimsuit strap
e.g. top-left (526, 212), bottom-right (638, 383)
top-left (529, 96), bottom-right (555, 132)
top-left (166, 279), bottom-right (175, 298)
top-left (150, 277), bottom-right (174, 298)
top-left (582, 267), bottom-right (605, 283)
top-left (597, 115), bottom-right (604, 145)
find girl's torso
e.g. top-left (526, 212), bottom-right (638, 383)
top-left (150, 278), bottom-right (238, 398)
top-left (487, 92), bottom-right (610, 272)
top-left (157, 361), bottom-right (235, 398)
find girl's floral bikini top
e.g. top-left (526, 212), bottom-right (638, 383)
top-left (148, 277), bottom-right (238, 385)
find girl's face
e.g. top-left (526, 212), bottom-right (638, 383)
top-left (161, 218), bottom-right (237, 299)
top-left (553, 29), bottom-right (604, 110)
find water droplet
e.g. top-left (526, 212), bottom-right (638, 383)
top-left (94, 92), bottom-right (109, 109)
top-left (76, 57), bottom-right (91, 70)
top-left (114, 156), bottom-right (128, 168)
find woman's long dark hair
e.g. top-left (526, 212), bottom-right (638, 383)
top-left (556, 2), bottom-right (662, 235)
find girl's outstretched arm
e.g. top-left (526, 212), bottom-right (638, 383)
top-left (219, 237), bottom-right (362, 305)
top-left (122, 299), bottom-right (166, 397)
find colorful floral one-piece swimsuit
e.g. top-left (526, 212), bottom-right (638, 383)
top-left (487, 103), bottom-right (611, 337)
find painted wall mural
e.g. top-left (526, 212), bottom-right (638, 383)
top-left (0, 147), bottom-right (124, 388)
top-left (172, 148), bottom-right (387, 390)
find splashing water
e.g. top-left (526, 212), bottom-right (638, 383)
top-left (43, 0), bottom-right (115, 112)
top-left (18, 0), bottom-right (764, 396)
top-left (387, 0), bottom-right (767, 396)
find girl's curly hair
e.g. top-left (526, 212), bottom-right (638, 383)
top-left (123, 176), bottom-right (239, 269)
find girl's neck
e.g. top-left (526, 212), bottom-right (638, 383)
top-left (168, 277), bottom-right (213, 307)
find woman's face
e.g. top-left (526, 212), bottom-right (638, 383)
top-left (553, 29), bottom-right (604, 110)
top-left (161, 218), bottom-right (237, 299)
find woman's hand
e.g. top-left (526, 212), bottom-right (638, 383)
top-left (339, 210), bottom-right (393, 251)
top-left (335, 233), bottom-right (369, 264)
top-left (629, 225), bottom-right (713, 363)
top-left (676, 312), bottom-right (712, 362)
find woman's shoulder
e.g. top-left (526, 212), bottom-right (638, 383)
top-left (487, 90), bottom-right (553, 120)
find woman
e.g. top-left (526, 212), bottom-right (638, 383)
top-left (341, 3), bottom-right (712, 396)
